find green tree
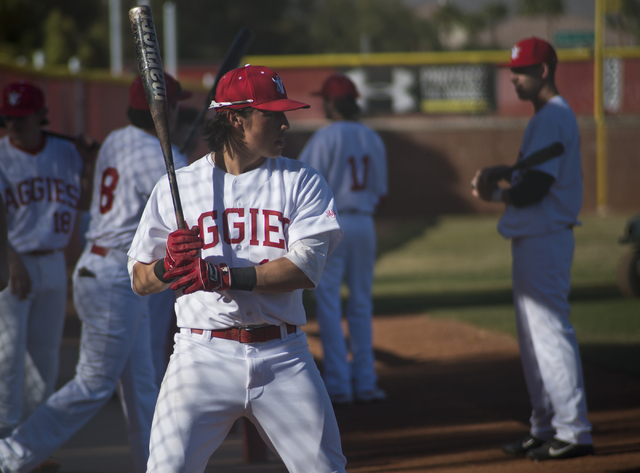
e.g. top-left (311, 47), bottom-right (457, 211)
top-left (43, 9), bottom-right (76, 65)
top-left (518, 0), bottom-right (564, 16)
top-left (0, 0), bottom-right (48, 63)
top-left (607, 0), bottom-right (640, 44)
top-left (0, 0), bottom-right (108, 68)
top-left (518, 0), bottom-right (564, 40)
top-left (483, 2), bottom-right (509, 47)
top-left (431, 3), bottom-right (489, 50)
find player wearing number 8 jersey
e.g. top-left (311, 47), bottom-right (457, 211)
top-left (298, 74), bottom-right (388, 405)
top-left (0, 81), bottom-right (97, 444)
top-left (0, 74), bottom-right (191, 473)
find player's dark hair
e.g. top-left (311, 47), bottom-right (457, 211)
top-left (203, 108), bottom-right (254, 153)
top-left (546, 61), bottom-right (557, 82)
top-left (333, 97), bottom-right (360, 120)
top-left (127, 107), bottom-right (155, 130)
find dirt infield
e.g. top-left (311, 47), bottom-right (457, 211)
top-left (303, 314), bottom-right (640, 473)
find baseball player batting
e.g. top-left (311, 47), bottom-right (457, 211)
top-left (0, 74), bottom-right (191, 473)
top-left (128, 64), bottom-right (347, 473)
top-left (0, 81), bottom-right (97, 471)
top-left (471, 37), bottom-right (594, 461)
top-left (298, 74), bottom-right (388, 405)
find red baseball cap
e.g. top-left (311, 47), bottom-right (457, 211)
top-left (0, 81), bottom-right (46, 117)
top-left (209, 65), bottom-right (310, 112)
top-left (312, 74), bottom-right (359, 99)
top-left (129, 72), bottom-right (192, 110)
top-left (497, 37), bottom-right (558, 68)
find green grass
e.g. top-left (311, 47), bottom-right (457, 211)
top-left (367, 213), bottom-right (640, 377)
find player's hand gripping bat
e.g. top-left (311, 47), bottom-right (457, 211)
top-left (129, 5), bottom-right (185, 229)
top-left (178, 28), bottom-right (254, 155)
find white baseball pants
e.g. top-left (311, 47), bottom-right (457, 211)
top-left (0, 247), bottom-right (158, 473)
top-left (314, 213), bottom-right (377, 398)
top-left (147, 328), bottom-right (347, 473)
top-left (512, 228), bottom-right (592, 445)
top-left (0, 251), bottom-right (67, 438)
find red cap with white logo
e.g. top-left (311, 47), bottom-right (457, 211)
top-left (210, 65), bottom-right (310, 112)
top-left (0, 81), bottom-right (46, 117)
top-left (497, 37), bottom-right (558, 68)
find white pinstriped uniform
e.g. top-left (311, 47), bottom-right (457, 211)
top-left (0, 135), bottom-right (83, 438)
top-left (298, 120), bottom-right (387, 400)
top-left (0, 125), bottom-right (187, 473)
top-left (128, 153), bottom-right (347, 473)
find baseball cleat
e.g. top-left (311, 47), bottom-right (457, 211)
top-left (526, 438), bottom-right (595, 461)
top-left (355, 387), bottom-right (387, 403)
top-left (501, 435), bottom-right (546, 454)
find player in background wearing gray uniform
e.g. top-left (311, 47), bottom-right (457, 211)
top-left (0, 81), bottom-right (97, 471)
top-left (129, 64), bottom-right (347, 473)
top-left (471, 37), bottom-right (594, 461)
top-left (298, 75), bottom-right (388, 405)
top-left (0, 74), bottom-right (191, 473)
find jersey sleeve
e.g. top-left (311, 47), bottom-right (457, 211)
top-left (127, 178), bottom-right (175, 264)
top-left (287, 166), bottom-right (343, 256)
top-left (519, 112), bottom-right (567, 180)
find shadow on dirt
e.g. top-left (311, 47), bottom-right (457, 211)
top-left (325, 346), bottom-right (640, 469)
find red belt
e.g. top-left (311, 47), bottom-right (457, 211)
top-left (190, 324), bottom-right (297, 343)
top-left (90, 244), bottom-right (110, 257)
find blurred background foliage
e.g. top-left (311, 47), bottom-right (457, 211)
top-left (1, 0), bottom-right (639, 70)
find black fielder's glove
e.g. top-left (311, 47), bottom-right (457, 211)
top-left (165, 259), bottom-right (232, 294)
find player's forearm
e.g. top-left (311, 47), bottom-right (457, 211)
top-left (132, 260), bottom-right (171, 295)
top-left (254, 257), bottom-right (315, 293)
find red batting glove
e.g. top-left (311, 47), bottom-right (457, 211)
top-left (165, 226), bottom-right (203, 271)
top-left (166, 260), bottom-right (231, 295)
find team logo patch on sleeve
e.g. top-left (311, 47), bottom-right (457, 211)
top-left (325, 210), bottom-right (336, 219)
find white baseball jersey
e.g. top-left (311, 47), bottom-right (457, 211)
top-left (84, 125), bottom-right (188, 251)
top-left (0, 135), bottom-right (83, 253)
top-left (498, 96), bottom-right (582, 239)
top-left (297, 121), bottom-right (387, 215)
top-left (129, 154), bottom-right (342, 329)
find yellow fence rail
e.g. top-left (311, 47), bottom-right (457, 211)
top-left (244, 46), bottom-right (640, 69)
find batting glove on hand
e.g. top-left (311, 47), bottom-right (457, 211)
top-left (165, 226), bottom-right (203, 271)
top-left (166, 259), bottom-right (231, 295)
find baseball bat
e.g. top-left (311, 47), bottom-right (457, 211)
top-left (178, 28), bottom-right (254, 155)
top-left (495, 141), bottom-right (565, 180)
top-left (0, 116), bottom-right (100, 149)
top-left (129, 5), bottom-right (185, 229)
